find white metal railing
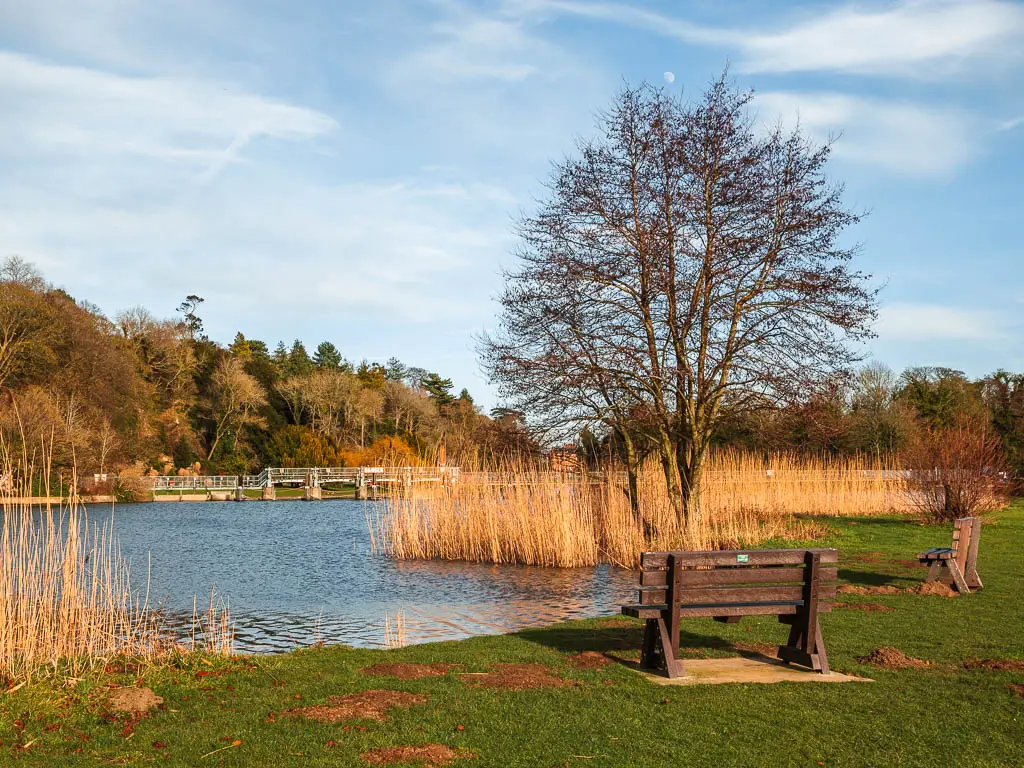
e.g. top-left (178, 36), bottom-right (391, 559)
top-left (148, 466), bottom-right (459, 491)
top-left (150, 475), bottom-right (239, 491)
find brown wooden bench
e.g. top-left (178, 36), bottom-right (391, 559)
top-left (918, 517), bottom-right (982, 593)
top-left (621, 548), bottom-right (838, 678)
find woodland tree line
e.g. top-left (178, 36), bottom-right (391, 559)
top-left (0, 253), bottom-right (1019, 493)
top-left (1, 255), bottom-right (1021, 495)
top-left (0, 257), bottom-right (534, 487)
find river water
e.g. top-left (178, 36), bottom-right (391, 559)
top-left (92, 500), bottom-right (635, 653)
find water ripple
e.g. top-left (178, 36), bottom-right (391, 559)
top-left (94, 500), bottom-right (635, 653)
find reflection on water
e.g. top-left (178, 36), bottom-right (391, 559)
top-left (91, 500), bottom-right (635, 653)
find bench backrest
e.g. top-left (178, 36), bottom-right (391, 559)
top-left (952, 517), bottom-right (981, 574)
top-left (637, 548), bottom-right (838, 609)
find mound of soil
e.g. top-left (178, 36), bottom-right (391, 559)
top-left (108, 687), bottom-right (163, 714)
top-left (838, 585), bottom-right (902, 595)
top-left (913, 582), bottom-right (959, 597)
top-left (837, 602), bottom-right (895, 613)
top-left (361, 744), bottom-right (474, 766)
top-left (856, 647), bottom-right (931, 670)
top-left (567, 652), bottom-right (611, 669)
top-left (282, 690), bottom-right (428, 723)
top-left (362, 663), bottom-right (461, 680)
top-left (1006, 684), bottom-right (1024, 698)
top-left (461, 664), bottom-right (572, 691)
top-left (964, 659), bottom-right (1024, 673)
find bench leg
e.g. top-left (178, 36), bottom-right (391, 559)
top-left (947, 559), bottom-right (971, 594)
top-left (813, 621), bottom-right (830, 675)
top-left (639, 619), bottom-right (659, 670)
top-left (965, 567), bottom-right (983, 591)
top-left (965, 519), bottom-right (983, 590)
top-left (777, 619), bottom-right (828, 673)
top-left (656, 616), bottom-right (684, 679)
top-left (924, 561), bottom-right (943, 583)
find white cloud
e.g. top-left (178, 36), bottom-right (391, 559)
top-left (0, 174), bottom-right (513, 324)
top-left (755, 91), bottom-right (976, 176)
top-left (876, 303), bottom-right (1007, 342)
top-left (523, 0), bottom-right (1024, 78)
top-left (0, 49), bottom-right (510, 327)
top-left (0, 52), bottom-right (339, 181)
top-left (400, 15), bottom-right (542, 82)
top-left (738, 0), bottom-right (1024, 76)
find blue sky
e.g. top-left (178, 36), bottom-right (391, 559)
top-left (1, 0), bottom-right (1022, 407)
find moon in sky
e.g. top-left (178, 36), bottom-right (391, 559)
top-left (663, 71), bottom-right (675, 83)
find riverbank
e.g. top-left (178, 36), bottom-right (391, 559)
top-left (1, 503), bottom-right (1022, 766)
top-left (151, 488), bottom-right (361, 502)
top-left (0, 495), bottom-right (116, 505)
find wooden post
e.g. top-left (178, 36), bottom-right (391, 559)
top-left (777, 550), bottom-right (828, 673)
top-left (654, 554), bottom-right (683, 679)
top-left (803, 551), bottom-right (820, 657)
top-left (667, 554), bottom-right (681, 661)
top-left (965, 517), bottom-right (983, 589)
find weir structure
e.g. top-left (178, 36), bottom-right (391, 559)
top-left (147, 466), bottom-right (459, 501)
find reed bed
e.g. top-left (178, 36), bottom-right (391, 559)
top-left (0, 494), bottom-right (162, 682)
top-left (0, 449), bottom-right (234, 682)
top-left (370, 452), bottom-right (913, 570)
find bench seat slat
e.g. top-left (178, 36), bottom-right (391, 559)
top-left (641, 548), bottom-right (837, 569)
top-left (638, 584), bottom-right (836, 605)
top-left (622, 600), bottom-right (834, 620)
top-left (640, 566), bottom-right (837, 588)
top-left (918, 547), bottom-right (954, 560)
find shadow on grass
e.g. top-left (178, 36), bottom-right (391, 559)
top-left (838, 568), bottom-right (907, 587)
top-left (516, 623), bottom-right (735, 657)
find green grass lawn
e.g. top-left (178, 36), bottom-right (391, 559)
top-left (3, 503), bottom-right (1022, 767)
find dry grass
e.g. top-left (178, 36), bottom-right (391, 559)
top-left (188, 587), bottom-right (235, 656)
top-left (0, 448), bottom-right (234, 682)
top-left (0, 485), bottom-right (161, 682)
top-left (370, 452), bottom-right (913, 569)
top-left (384, 611), bottom-right (407, 649)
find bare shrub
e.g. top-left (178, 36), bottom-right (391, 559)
top-left (903, 418), bottom-right (1009, 522)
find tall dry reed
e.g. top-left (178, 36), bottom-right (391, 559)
top-left (0, 446), bottom-right (234, 682)
top-left (0, 494), bottom-right (160, 682)
top-left (370, 452), bottom-right (913, 569)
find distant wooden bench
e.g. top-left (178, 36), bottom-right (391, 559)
top-left (621, 548), bottom-right (838, 678)
top-left (918, 517), bottom-right (982, 593)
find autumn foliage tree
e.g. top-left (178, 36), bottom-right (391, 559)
top-left (482, 76), bottom-right (877, 527)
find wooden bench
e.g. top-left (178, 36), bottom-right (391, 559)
top-left (621, 548), bottom-right (837, 678)
top-left (918, 517), bottom-right (982, 593)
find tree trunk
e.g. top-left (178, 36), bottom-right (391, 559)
top-left (613, 425), bottom-right (641, 519)
top-left (679, 454), bottom-right (706, 541)
top-left (656, 428), bottom-right (686, 524)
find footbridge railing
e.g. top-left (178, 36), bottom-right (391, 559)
top-left (148, 466), bottom-right (459, 491)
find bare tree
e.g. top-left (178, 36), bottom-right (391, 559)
top-left (482, 76), bottom-right (877, 526)
top-left (206, 357), bottom-right (267, 461)
top-left (904, 417), bottom-right (1008, 521)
